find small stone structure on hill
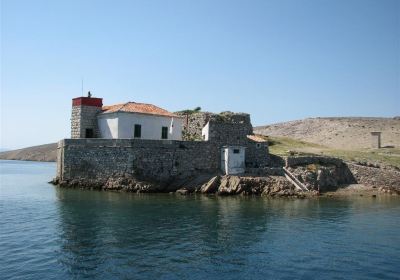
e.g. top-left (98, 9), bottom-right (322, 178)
top-left (370, 132), bottom-right (381, 149)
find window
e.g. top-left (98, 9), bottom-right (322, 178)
top-left (256, 143), bottom-right (262, 149)
top-left (134, 124), bottom-right (141, 138)
top-left (233, 149), bottom-right (240, 154)
top-left (161, 126), bottom-right (168, 139)
top-left (85, 128), bottom-right (94, 138)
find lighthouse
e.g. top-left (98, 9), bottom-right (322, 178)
top-left (70, 93), bottom-right (103, 138)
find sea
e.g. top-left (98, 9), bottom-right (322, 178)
top-left (1, 160), bottom-right (399, 280)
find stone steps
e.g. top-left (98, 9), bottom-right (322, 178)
top-left (283, 167), bottom-right (309, 192)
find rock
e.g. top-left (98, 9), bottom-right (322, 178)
top-left (200, 176), bottom-right (220, 193)
top-left (261, 176), bottom-right (298, 197)
top-left (218, 176), bottom-right (242, 195)
top-left (317, 168), bottom-right (338, 191)
top-left (176, 188), bottom-right (190, 195)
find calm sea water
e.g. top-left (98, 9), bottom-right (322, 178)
top-left (1, 160), bottom-right (400, 280)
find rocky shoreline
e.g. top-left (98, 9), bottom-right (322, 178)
top-left (52, 174), bottom-right (311, 198)
top-left (51, 167), bottom-right (400, 198)
top-left (51, 154), bottom-right (400, 198)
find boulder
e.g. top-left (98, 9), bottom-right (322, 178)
top-left (200, 176), bottom-right (220, 194)
top-left (176, 188), bottom-right (190, 195)
top-left (218, 176), bottom-right (242, 195)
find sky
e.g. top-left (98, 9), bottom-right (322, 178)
top-left (1, 0), bottom-right (399, 149)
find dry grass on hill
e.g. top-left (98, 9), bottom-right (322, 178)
top-left (254, 117), bottom-right (400, 168)
top-left (255, 117), bottom-right (400, 150)
top-left (266, 136), bottom-right (400, 168)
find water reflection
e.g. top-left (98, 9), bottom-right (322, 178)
top-left (2, 160), bottom-right (400, 279)
top-left (54, 189), bottom-right (363, 278)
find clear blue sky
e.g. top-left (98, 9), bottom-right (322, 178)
top-left (1, 0), bottom-right (399, 149)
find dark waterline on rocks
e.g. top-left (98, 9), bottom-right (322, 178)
top-left (1, 160), bottom-right (400, 279)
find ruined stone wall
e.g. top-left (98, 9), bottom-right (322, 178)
top-left (71, 105), bottom-right (101, 138)
top-left (176, 112), bottom-right (212, 140)
top-left (57, 139), bottom-right (220, 183)
top-left (207, 113), bottom-right (253, 145)
top-left (285, 156), bottom-right (344, 167)
top-left (347, 163), bottom-right (400, 189)
top-left (209, 112), bottom-right (252, 127)
top-left (176, 111), bottom-right (253, 142)
top-left (205, 113), bottom-right (267, 167)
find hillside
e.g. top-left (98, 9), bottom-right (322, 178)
top-left (0, 143), bottom-right (57, 162)
top-left (254, 117), bottom-right (400, 150)
top-left (254, 117), bottom-right (400, 168)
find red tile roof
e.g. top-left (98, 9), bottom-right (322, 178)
top-left (102, 102), bottom-right (179, 118)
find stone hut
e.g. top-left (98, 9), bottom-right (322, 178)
top-left (371, 132), bottom-right (381, 149)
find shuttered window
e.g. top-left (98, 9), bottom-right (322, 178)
top-left (161, 127), bottom-right (168, 139)
top-left (134, 124), bottom-right (141, 138)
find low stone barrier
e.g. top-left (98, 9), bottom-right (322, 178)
top-left (347, 163), bottom-right (400, 189)
top-left (285, 156), bottom-right (343, 167)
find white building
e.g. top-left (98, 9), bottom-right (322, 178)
top-left (97, 102), bottom-right (183, 140)
top-left (221, 146), bottom-right (246, 175)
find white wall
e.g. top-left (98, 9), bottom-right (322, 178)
top-left (98, 112), bottom-right (183, 140)
top-left (221, 146), bottom-right (245, 175)
top-left (98, 114), bottom-right (119, 138)
top-left (202, 122), bottom-right (210, 141)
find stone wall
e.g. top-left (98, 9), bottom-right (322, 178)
top-left (283, 156), bottom-right (356, 191)
top-left (284, 156), bottom-right (400, 190)
top-left (207, 112), bottom-right (253, 145)
top-left (176, 112), bottom-right (212, 141)
top-left (207, 113), bottom-right (267, 167)
top-left (246, 142), bottom-right (269, 168)
top-left (175, 111), bottom-right (268, 168)
top-left (58, 139), bottom-right (221, 183)
top-left (347, 163), bottom-right (400, 189)
top-left (71, 105), bottom-right (102, 138)
top-left (57, 137), bottom-right (269, 184)
top-left (176, 111), bottom-right (253, 142)
top-left (208, 122), bottom-right (251, 145)
top-left (285, 156), bottom-right (343, 167)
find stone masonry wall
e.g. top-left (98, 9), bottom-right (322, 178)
top-left (71, 105), bottom-right (102, 138)
top-left (57, 138), bottom-right (269, 184)
top-left (285, 156), bottom-right (344, 167)
top-left (283, 156), bottom-right (400, 189)
top-left (70, 106), bottom-right (81, 138)
top-left (347, 163), bottom-right (400, 189)
top-left (206, 112), bottom-right (268, 167)
top-left (246, 142), bottom-right (269, 168)
top-left (176, 112), bottom-right (212, 141)
top-left (176, 111), bottom-right (253, 142)
top-left (58, 139), bottom-right (220, 183)
top-left (207, 113), bottom-right (253, 145)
